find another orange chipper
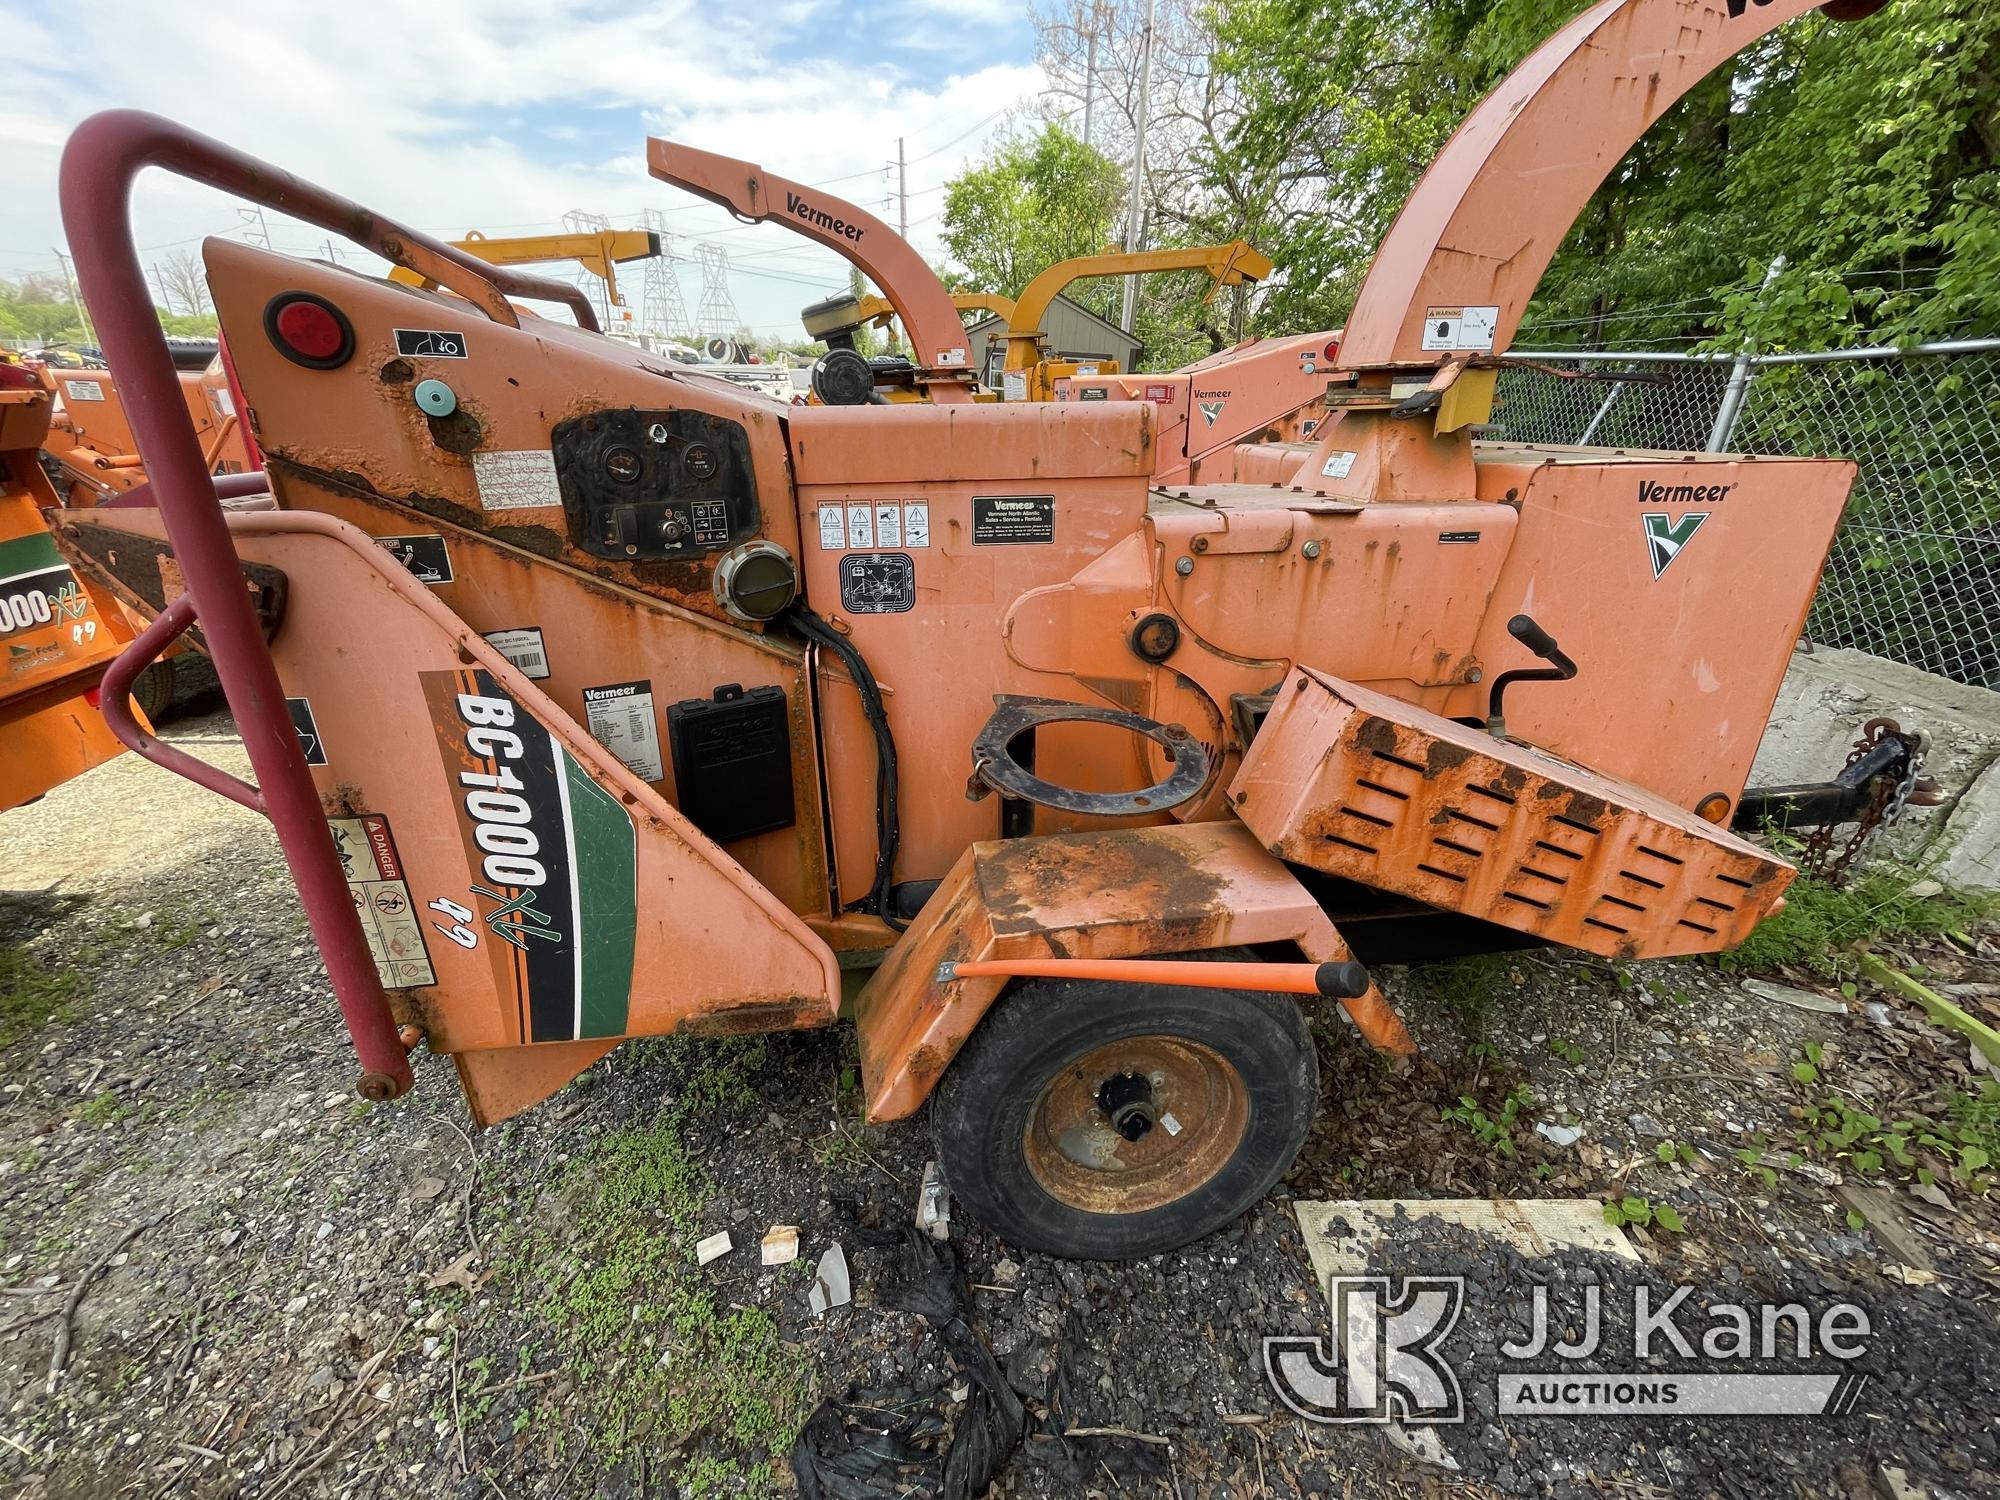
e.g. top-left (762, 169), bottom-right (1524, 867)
top-left (52, 0), bottom-right (1893, 1257)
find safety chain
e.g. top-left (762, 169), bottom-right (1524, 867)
top-left (1799, 717), bottom-right (1927, 885)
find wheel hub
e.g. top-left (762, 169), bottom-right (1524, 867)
top-left (1097, 1071), bottom-right (1156, 1141)
top-left (1024, 1035), bottom-right (1249, 1215)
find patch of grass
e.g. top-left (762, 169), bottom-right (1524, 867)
top-left (1721, 862), bottom-right (1997, 978)
top-left (810, 1129), bottom-right (869, 1175)
top-left (1406, 954), bottom-right (1526, 1043)
top-left (0, 942), bottom-right (77, 1049)
top-left (72, 1090), bottom-right (130, 1127)
top-left (504, 1035), bottom-right (804, 1496)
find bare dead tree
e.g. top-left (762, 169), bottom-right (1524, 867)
top-left (154, 248), bottom-right (213, 316)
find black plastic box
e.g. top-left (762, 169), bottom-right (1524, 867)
top-left (665, 683), bottom-right (796, 844)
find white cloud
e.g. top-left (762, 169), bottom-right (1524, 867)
top-left (0, 0), bottom-right (1042, 333)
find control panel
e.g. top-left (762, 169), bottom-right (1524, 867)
top-left (550, 407), bottom-right (759, 562)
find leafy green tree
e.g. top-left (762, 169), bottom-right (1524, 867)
top-left (1207, 0), bottom-right (2000, 351)
top-left (941, 125), bottom-right (1126, 309)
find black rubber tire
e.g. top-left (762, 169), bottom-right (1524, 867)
top-left (934, 978), bottom-right (1318, 1260)
top-left (131, 658), bottom-right (178, 724)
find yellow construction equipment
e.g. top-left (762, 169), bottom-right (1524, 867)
top-left (388, 228), bottom-right (660, 320)
top-left (999, 241), bottom-right (1272, 401)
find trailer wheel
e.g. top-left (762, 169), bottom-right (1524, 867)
top-left (934, 976), bottom-right (1317, 1260)
top-left (132, 659), bottom-right (177, 724)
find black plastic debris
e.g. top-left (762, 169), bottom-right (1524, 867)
top-left (792, 1229), bottom-right (1025, 1500)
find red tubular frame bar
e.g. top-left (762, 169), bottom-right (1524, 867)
top-left (57, 111), bottom-right (607, 1100)
top-left (98, 594), bottom-right (263, 813)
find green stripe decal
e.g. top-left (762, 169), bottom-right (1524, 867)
top-left (562, 748), bottom-right (638, 1038)
top-left (0, 531), bottom-right (64, 584)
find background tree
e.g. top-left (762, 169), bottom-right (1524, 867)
top-left (940, 124), bottom-right (1126, 307)
top-left (153, 249), bottom-right (213, 317)
top-left (1203, 0), bottom-right (2000, 350)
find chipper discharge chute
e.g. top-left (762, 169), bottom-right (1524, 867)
top-left (55, 0), bottom-right (1897, 1261)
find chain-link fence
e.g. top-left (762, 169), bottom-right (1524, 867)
top-left (1494, 340), bottom-right (2000, 689)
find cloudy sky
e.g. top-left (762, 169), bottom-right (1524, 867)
top-left (0, 0), bottom-right (1045, 339)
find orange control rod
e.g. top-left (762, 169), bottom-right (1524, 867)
top-left (938, 957), bottom-right (1371, 999)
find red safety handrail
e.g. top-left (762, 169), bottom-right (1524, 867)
top-left (54, 111), bottom-right (603, 1101)
top-left (98, 593), bottom-right (263, 814)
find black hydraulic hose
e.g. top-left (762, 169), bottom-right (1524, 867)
top-left (789, 605), bottom-right (906, 930)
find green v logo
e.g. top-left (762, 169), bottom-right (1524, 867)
top-left (1642, 512), bottom-right (1709, 579)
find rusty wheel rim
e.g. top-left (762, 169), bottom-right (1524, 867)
top-left (1023, 1035), bottom-right (1249, 1215)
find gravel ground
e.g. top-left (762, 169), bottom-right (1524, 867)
top-left (1, 706), bottom-right (1996, 1499)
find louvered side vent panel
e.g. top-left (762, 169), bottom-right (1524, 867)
top-left (1230, 671), bottom-right (1793, 961)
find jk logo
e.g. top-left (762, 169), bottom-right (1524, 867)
top-left (1643, 511), bottom-right (1709, 579)
top-left (1265, 1276), bottom-right (1465, 1424)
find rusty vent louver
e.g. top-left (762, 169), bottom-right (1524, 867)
top-left (1229, 671), bottom-right (1792, 960)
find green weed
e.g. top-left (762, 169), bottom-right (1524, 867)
top-left (503, 1035), bottom-right (803, 1496)
top-left (1722, 862), bottom-right (1996, 978)
top-left (1442, 1083), bottom-right (1535, 1157)
top-left (72, 1091), bottom-right (130, 1127)
top-left (1603, 1195), bottom-right (1686, 1232)
top-left (0, 943), bottom-right (77, 1049)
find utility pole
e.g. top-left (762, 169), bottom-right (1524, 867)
top-left (52, 247), bottom-right (95, 345)
top-left (889, 139), bottom-right (908, 352)
top-left (1082, 3), bottom-right (1099, 147)
top-left (1118, 0), bottom-right (1157, 334)
top-left (1706, 253), bottom-right (1786, 453)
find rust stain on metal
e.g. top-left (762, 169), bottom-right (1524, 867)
top-left (425, 408), bottom-right (484, 456)
top-left (1563, 791), bottom-right (1609, 826)
top-left (1021, 1034), bottom-right (1249, 1215)
top-left (1425, 740), bottom-right (1474, 776)
top-left (1354, 716), bottom-right (1400, 756)
top-left (977, 830), bottom-right (1231, 946)
top-left (676, 995), bottom-right (830, 1036)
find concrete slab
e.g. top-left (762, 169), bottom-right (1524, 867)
top-left (1292, 1198), bottom-right (1637, 1289)
top-left (1750, 645), bottom-right (2000, 888)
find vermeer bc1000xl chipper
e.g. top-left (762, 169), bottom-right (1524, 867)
top-left (54, 0), bottom-right (1901, 1258)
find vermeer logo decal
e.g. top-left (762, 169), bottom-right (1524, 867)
top-left (422, 668), bottom-right (637, 1044)
top-left (1198, 400), bottom-right (1225, 426)
top-left (785, 191), bottom-right (864, 242)
top-left (1637, 481), bottom-right (1735, 504)
top-left (1643, 512), bottom-right (1709, 579)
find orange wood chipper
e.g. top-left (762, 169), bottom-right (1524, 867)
top-left (0, 373), bottom-right (144, 811)
top-left (651, 138), bottom-right (1333, 457)
top-left (51, 0), bottom-right (1901, 1259)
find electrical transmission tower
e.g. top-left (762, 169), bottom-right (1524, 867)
top-left (561, 210), bottom-right (617, 331)
top-left (694, 243), bottom-right (740, 341)
top-left (639, 208), bottom-right (694, 346)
